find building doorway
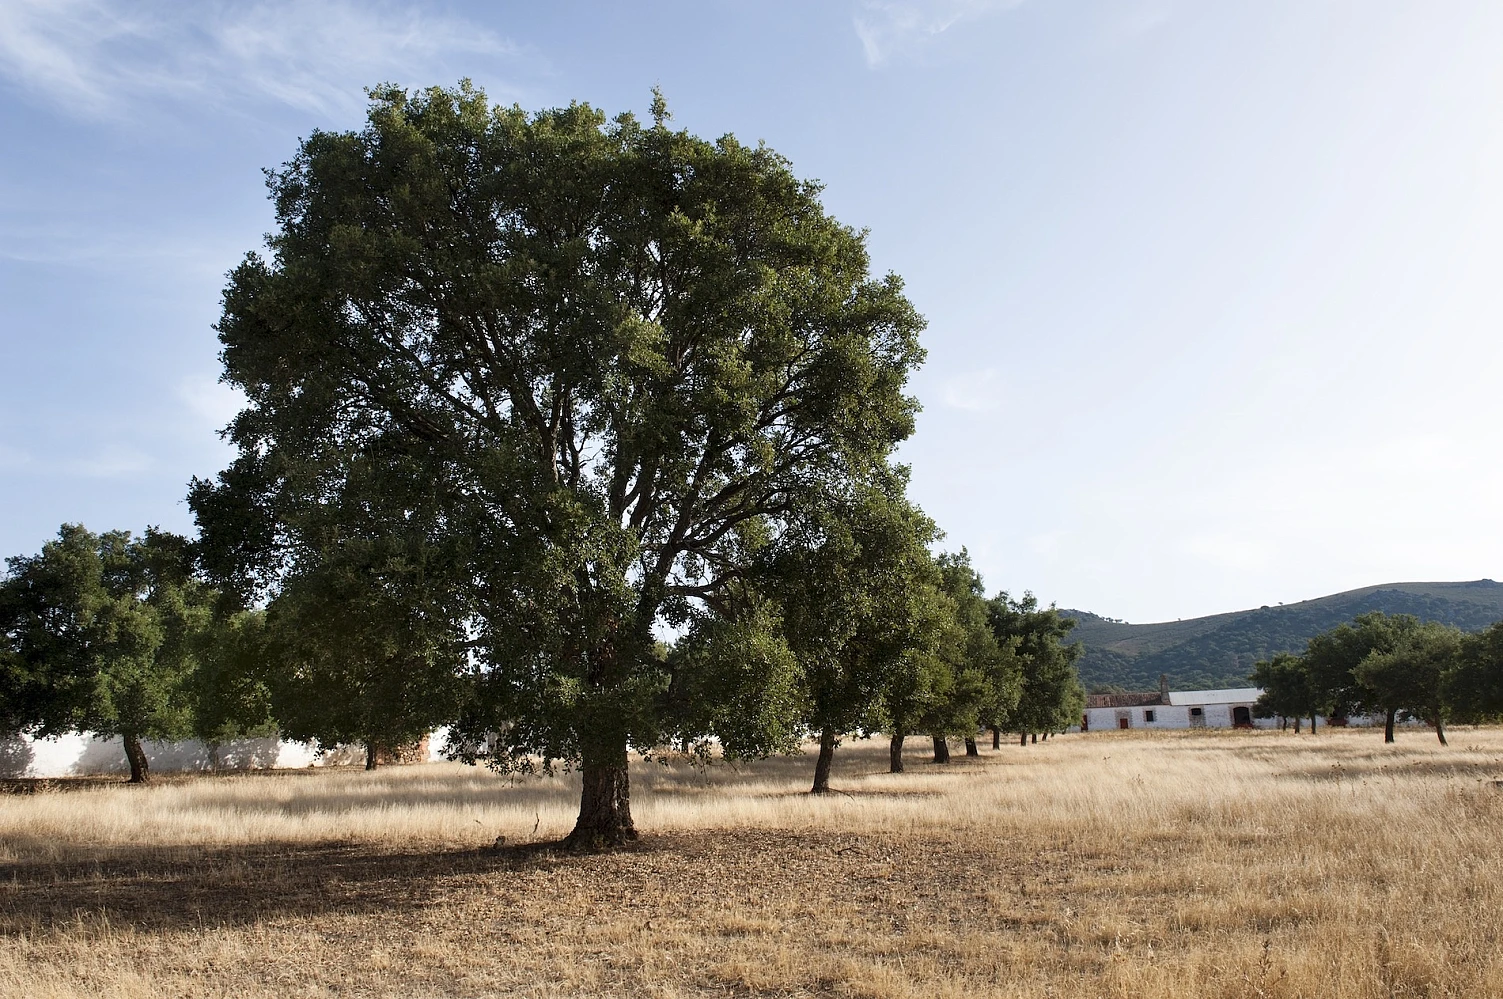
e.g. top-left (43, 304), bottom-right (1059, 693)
top-left (1232, 705), bottom-right (1253, 728)
top-left (1118, 717), bottom-right (1130, 730)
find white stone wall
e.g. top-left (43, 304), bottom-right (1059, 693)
top-left (1081, 703), bottom-right (1279, 732)
top-left (11, 729), bottom-right (452, 778)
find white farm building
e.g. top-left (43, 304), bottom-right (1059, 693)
top-left (1080, 679), bottom-right (1272, 732)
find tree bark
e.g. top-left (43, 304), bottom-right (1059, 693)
top-left (1030, 732), bottom-right (1038, 744)
top-left (991, 726), bottom-right (1001, 750)
top-left (365, 741), bottom-right (379, 770)
top-left (1434, 716), bottom-right (1448, 746)
top-left (123, 733), bottom-right (149, 784)
top-left (811, 726), bottom-right (836, 794)
top-left (889, 732), bottom-right (905, 773)
top-left (1384, 708), bottom-right (1397, 744)
top-left (1019, 731), bottom-right (1027, 746)
top-left (964, 736), bottom-right (979, 757)
top-left (564, 738), bottom-right (636, 850)
top-left (1310, 714), bottom-right (1316, 735)
top-left (931, 736), bottom-right (950, 764)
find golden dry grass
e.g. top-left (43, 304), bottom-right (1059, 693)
top-left (2, 727), bottom-right (1503, 998)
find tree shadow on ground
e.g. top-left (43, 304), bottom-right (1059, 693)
top-left (0, 837), bottom-right (649, 936)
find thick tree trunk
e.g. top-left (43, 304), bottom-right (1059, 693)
top-left (1310, 714), bottom-right (1317, 735)
top-left (564, 739), bottom-right (636, 850)
top-left (1019, 731), bottom-right (1027, 747)
top-left (123, 733), bottom-right (149, 784)
top-left (1030, 732), bottom-right (1038, 745)
top-left (1292, 717), bottom-right (1300, 734)
top-left (931, 736), bottom-right (950, 764)
top-left (1384, 708), bottom-right (1397, 744)
top-left (365, 741), bottom-right (379, 770)
top-left (964, 736), bottom-right (979, 757)
top-left (889, 732), bottom-right (905, 773)
top-left (1434, 716), bottom-right (1448, 746)
top-left (991, 726), bottom-right (1001, 750)
top-left (811, 726), bottom-right (836, 794)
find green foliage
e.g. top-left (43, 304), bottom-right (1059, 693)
top-left (262, 536), bottom-right (470, 762)
top-left (666, 603), bottom-right (804, 761)
top-left (989, 592), bottom-right (1084, 736)
top-left (875, 575), bottom-right (963, 742)
top-left (0, 525), bottom-right (213, 778)
top-left (186, 608), bottom-right (277, 749)
top-left (1446, 622), bottom-right (1503, 723)
top-left (1354, 621), bottom-right (1462, 734)
top-left (768, 485), bottom-right (944, 746)
top-left (928, 551), bottom-right (1016, 738)
top-left (1248, 612), bottom-right (1503, 741)
top-left (1251, 652), bottom-right (1321, 721)
top-left (189, 83), bottom-right (924, 834)
top-left (1302, 611), bottom-right (1423, 716)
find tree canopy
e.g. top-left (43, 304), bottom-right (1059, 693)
top-left (0, 525), bottom-right (211, 782)
top-left (767, 486), bottom-right (940, 792)
top-left (988, 592), bottom-right (1084, 743)
top-left (1251, 652), bottom-right (1323, 730)
top-left (190, 84), bottom-right (926, 845)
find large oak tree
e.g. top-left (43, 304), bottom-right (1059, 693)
top-left (191, 84), bottom-right (924, 846)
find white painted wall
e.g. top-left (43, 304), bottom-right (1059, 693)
top-left (10, 730), bottom-right (454, 778)
top-left (1081, 702), bottom-right (1279, 732)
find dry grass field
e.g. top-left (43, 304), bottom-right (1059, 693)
top-left (2, 727), bottom-right (1502, 998)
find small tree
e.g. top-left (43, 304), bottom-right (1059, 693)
top-left (877, 578), bottom-right (963, 773)
top-left (1251, 652), bottom-right (1323, 733)
top-left (263, 536), bottom-right (470, 769)
top-left (1445, 621), bottom-right (1503, 724)
top-left (1355, 621), bottom-right (1462, 745)
top-left (0, 525), bottom-right (210, 782)
top-left (1302, 612), bottom-right (1414, 732)
top-left (187, 608), bottom-right (278, 768)
top-left (989, 592), bottom-right (1083, 744)
top-left (769, 486), bottom-right (939, 792)
top-left (934, 551), bottom-right (1017, 756)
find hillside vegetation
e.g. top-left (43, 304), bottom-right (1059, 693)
top-left (1067, 580), bottom-right (1503, 691)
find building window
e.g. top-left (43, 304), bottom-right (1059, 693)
top-left (1144, 710), bottom-right (1156, 723)
top-left (1190, 707), bottom-right (1203, 717)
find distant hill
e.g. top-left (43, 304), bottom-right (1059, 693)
top-left (1063, 580), bottom-right (1503, 692)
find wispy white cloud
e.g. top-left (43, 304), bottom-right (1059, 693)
top-left (853, 0), bottom-right (1024, 68)
top-left (0, 0), bottom-right (527, 121)
top-left (939, 366), bottom-right (1003, 412)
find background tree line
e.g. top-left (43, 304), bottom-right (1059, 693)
top-left (1252, 611), bottom-right (1503, 744)
top-left (0, 520), bottom-right (1086, 790)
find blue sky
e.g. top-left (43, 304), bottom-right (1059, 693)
top-left (3, 0), bottom-right (1502, 622)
